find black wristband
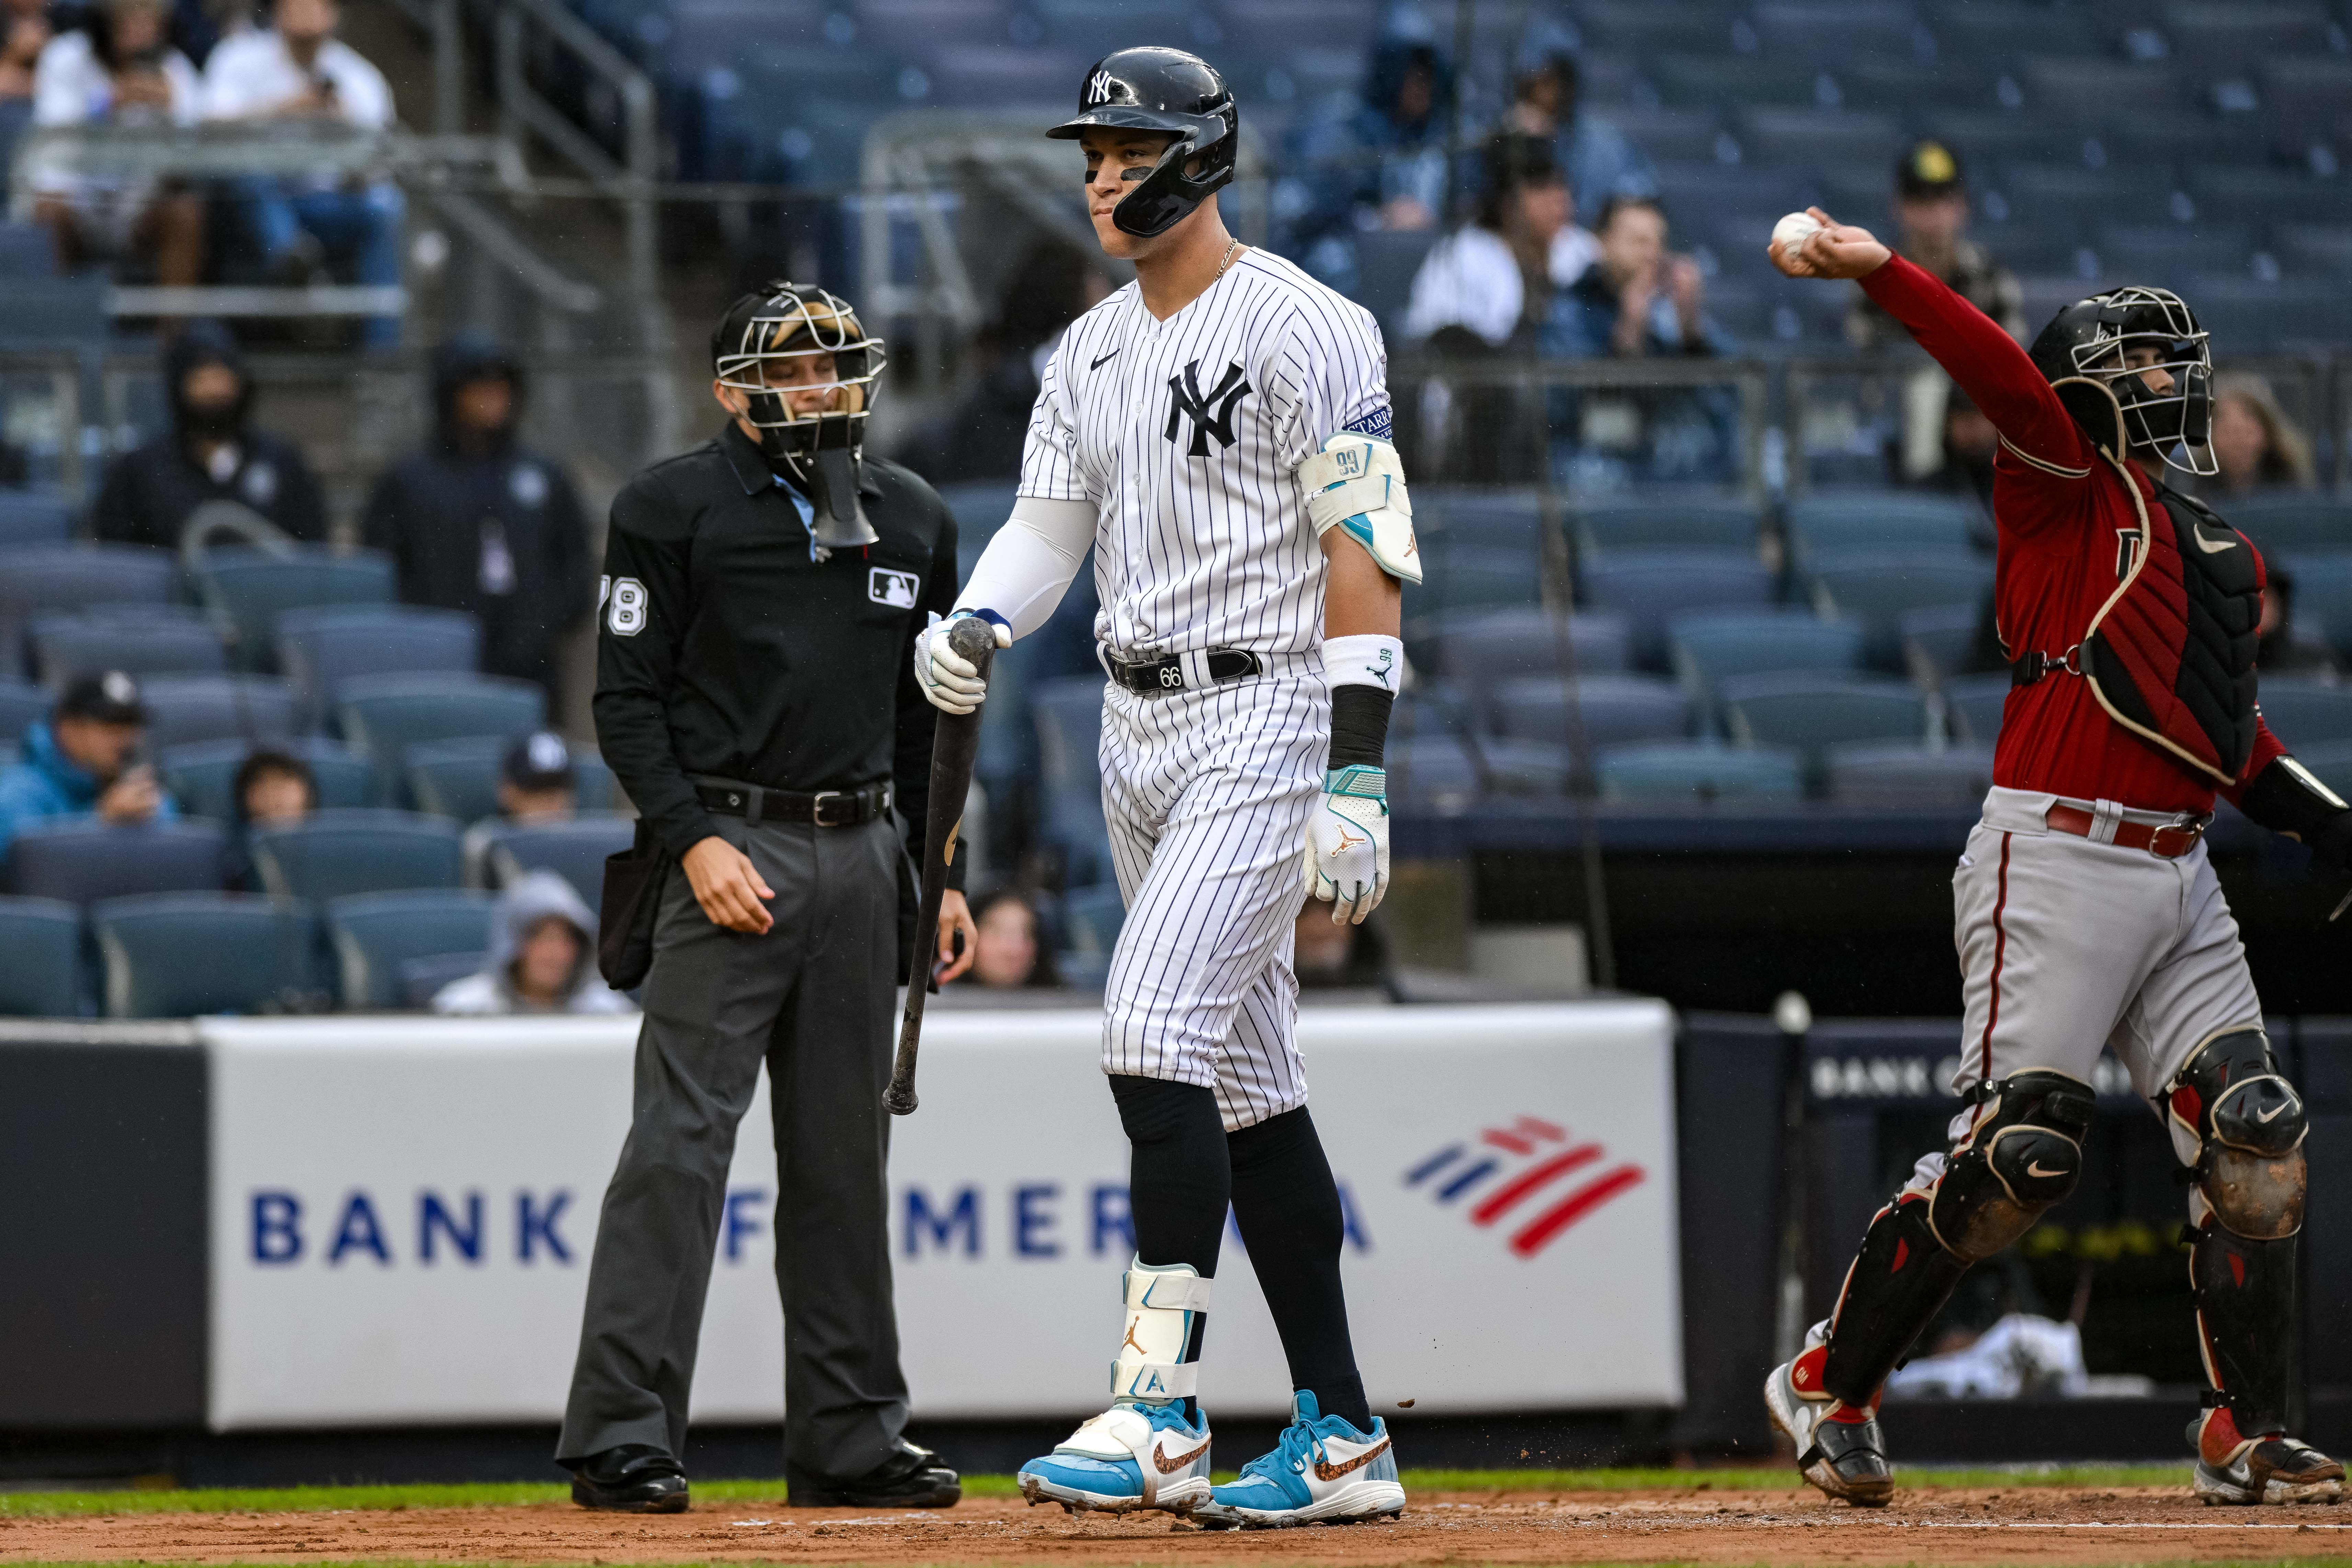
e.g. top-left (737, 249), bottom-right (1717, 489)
top-left (1328, 684), bottom-right (1393, 771)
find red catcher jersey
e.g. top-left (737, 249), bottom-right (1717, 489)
top-left (1855, 255), bottom-right (2284, 814)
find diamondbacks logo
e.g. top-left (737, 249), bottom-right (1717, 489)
top-left (1164, 360), bottom-right (1252, 456)
top-left (1405, 1115), bottom-right (1645, 1258)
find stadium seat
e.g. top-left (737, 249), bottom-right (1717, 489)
top-left (1353, 229), bottom-right (1439, 335)
top-left (2167, 10), bottom-right (2338, 82)
top-left (2226, 499), bottom-right (2352, 556)
top-left (476, 814), bottom-right (636, 914)
top-left (159, 738), bottom-right (376, 818)
top-left (1669, 611), bottom-right (1865, 700)
top-left (0, 545), bottom-right (179, 624)
top-left (1900, 602), bottom-right (1987, 690)
top-left (401, 951), bottom-right (486, 1009)
top-left (2254, 680), bottom-right (2352, 747)
top-left (1059, 883), bottom-right (1125, 959)
top-left (1029, 674), bottom-right (1108, 865)
top-left (935, 480), bottom-right (1020, 568)
top-left (2297, 739), bottom-right (2352, 801)
top-left (1783, 491), bottom-right (1981, 564)
top-left (1574, 0), bottom-right (1740, 54)
top-left (9, 818), bottom-right (227, 905)
top-left (1572, 498), bottom-right (1760, 557)
top-left (138, 675), bottom-right (302, 750)
top-left (1806, 551), bottom-right (1993, 672)
top-left (1735, 107), bottom-right (1905, 169)
top-left (1405, 544), bottom-right (1549, 628)
top-left (1720, 672), bottom-right (1931, 774)
top-left (276, 606), bottom-right (481, 729)
top-left (1826, 741), bottom-right (1998, 807)
top-left (1839, 56), bottom-right (1997, 114)
top-left (1649, 57), bottom-right (1823, 111)
top-left (1995, 163), bottom-right (2177, 235)
top-left (30, 610), bottom-right (227, 690)
top-left (1582, 551), bottom-right (1779, 671)
top-left (336, 674), bottom-right (548, 802)
top-left (1430, 609), bottom-right (1632, 688)
top-left (2183, 276), bottom-right (2343, 352)
top-left (0, 678), bottom-right (50, 743)
top-left (0, 894), bottom-right (81, 1014)
top-left (90, 892), bottom-right (316, 1017)
top-left (408, 737), bottom-right (617, 823)
top-left (1387, 732), bottom-right (1483, 809)
top-left (2019, 59), bottom-right (2180, 122)
top-left (1942, 672), bottom-right (2013, 745)
top-left (0, 491), bottom-right (73, 549)
top-left (325, 889), bottom-right (496, 1010)
top-left (1596, 741), bottom-right (1805, 803)
top-left (190, 546), bottom-right (396, 667)
top-left (1417, 489), bottom-right (1547, 553)
top-left (247, 809), bottom-right (465, 900)
top-left (1487, 674), bottom-right (1694, 753)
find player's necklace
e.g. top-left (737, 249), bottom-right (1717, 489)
top-left (1213, 237), bottom-right (1242, 280)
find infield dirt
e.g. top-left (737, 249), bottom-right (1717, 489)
top-left (6, 1485), bottom-right (2351, 1565)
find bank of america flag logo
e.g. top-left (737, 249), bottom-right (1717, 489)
top-left (1404, 1116), bottom-right (1645, 1259)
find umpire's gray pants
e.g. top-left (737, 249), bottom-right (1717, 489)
top-left (557, 811), bottom-right (909, 1479)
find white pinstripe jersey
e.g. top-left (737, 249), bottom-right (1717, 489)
top-left (1016, 249), bottom-right (1393, 663)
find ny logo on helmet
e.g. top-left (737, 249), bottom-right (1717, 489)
top-left (1086, 70), bottom-right (1114, 104)
top-left (1164, 360), bottom-right (1252, 457)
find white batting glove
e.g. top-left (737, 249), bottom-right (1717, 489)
top-left (913, 612), bottom-right (1009, 715)
top-left (1303, 765), bottom-right (1389, 924)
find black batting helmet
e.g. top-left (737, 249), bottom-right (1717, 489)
top-left (2027, 286), bottom-right (2213, 476)
top-left (1049, 46), bottom-right (1237, 238)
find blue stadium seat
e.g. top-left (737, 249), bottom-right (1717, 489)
top-left (247, 809), bottom-right (465, 900)
top-left (1387, 733), bottom-right (1484, 809)
top-left (0, 545), bottom-right (179, 624)
top-left (1899, 602), bottom-right (1986, 689)
top-left (1913, 107), bottom-right (2081, 166)
top-left (935, 480), bottom-right (1020, 569)
top-left (1430, 609), bottom-right (1633, 688)
top-left (276, 606), bottom-right (480, 730)
top-left (1596, 741), bottom-right (1805, 803)
top-left (0, 492), bottom-right (72, 549)
top-left (336, 674), bottom-right (548, 802)
top-left (1598, 106), bottom-right (1722, 164)
top-left (0, 278), bottom-right (107, 346)
top-left (0, 894), bottom-right (81, 1014)
top-left (2254, 679), bottom-right (2352, 747)
top-left (1826, 741), bottom-right (1998, 807)
top-left (30, 610), bottom-right (227, 690)
top-left (1721, 673), bottom-right (1930, 774)
top-left (2019, 59), bottom-right (2181, 121)
top-left (190, 546), bottom-right (396, 667)
top-left (1783, 491), bottom-right (1981, 564)
top-left (138, 675), bottom-right (302, 751)
top-left (325, 889), bottom-right (495, 1010)
top-left (90, 892), bottom-right (316, 1017)
top-left (402, 951), bottom-right (486, 1009)
top-left (2297, 739), bottom-right (2352, 801)
top-left (2184, 276), bottom-right (2343, 353)
top-left (2226, 499), bottom-right (2352, 556)
top-left (477, 814), bottom-right (637, 915)
top-left (1030, 675), bottom-right (1108, 876)
top-left (1941, 672), bottom-right (2012, 745)
top-left (1653, 56), bottom-right (1826, 110)
top-left (1735, 107), bottom-right (1905, 169)
top-left (1417, 489), bottom-right (1547, 553)
top-left (1806, 550), bottom-right (1994, 672)
top-left (2094, 224), bottom-right (2254, 280)
top-left (1669, 610), bottom-right (1865, 699)
top-left (409, 736), bottom-right (616, 823)
top-left (1752, 3), bottom-right (1921, 62)
top-left (1404, 544), bottom-right (1549, 629)
top-left (2281, 551), bottom-right (2352, 658)
top-left (160, 738), bottom-right (376, 818)
top-left (1574, 1), bottom-right (1741, 55)
top-left (0, 678), bottom-right (50, 743)
top-left (1994, 163), bottom-right (2177, 235)
top-left (1582, 550), bottom-right (1779, 670)
top-left (1353, 230), bottom-right (1439, 336)
top-left (0, 219), bottom-right (53, 277)
top-left (1486, 674), bottom-right (1694, 752)
top-left (1573, 498), bottom-right (1760, 556)
top-left (1839, 57), bottom-right (1997, 114)
top-left (10, 818), bottom-right (227, 905)
top-left (2166, 9), bottom-right (2338, 81)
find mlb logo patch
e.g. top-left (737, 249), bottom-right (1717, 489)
top-left (869, 567), bottom-right (919, 609)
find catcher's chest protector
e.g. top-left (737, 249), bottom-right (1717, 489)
top-left (2078, 468), bottom-right (2262, 784)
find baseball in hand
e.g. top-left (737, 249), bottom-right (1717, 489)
top-left (1772, 211), bottom-right (1822, 252)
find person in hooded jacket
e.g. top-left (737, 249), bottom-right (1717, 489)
top-left (432, 868), bottom-right (634, 1015)
top-left (362, 334), bottom-right (594, 708)
top-left (90, 320), bottom-right (329, 550)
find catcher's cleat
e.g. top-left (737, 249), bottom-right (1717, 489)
top-left (1765, 1350), bottom-right (1894, 1507)
top-left (2191, 1409), bottom-right (2344, 1505)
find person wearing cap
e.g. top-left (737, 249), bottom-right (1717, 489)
top-left (554, 282), bottom-right (973, 1515)
top-left (363, 334), bottom-right (594, 711)
top-left (90, 319), bottom-right (330, 551)
top-left (431, 868), bottom-right (633, 1016)
top-left (0, 671), bottom-right (174, 859)
top-left (1848, 140), bottom-right (2025, 350)
top-left (459, 729), bottom-right (579, 876)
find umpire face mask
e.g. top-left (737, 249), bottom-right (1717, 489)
top-left (713, 283), bottom-right (887, 548)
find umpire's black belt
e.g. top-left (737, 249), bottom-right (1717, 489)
top-left (691, 775), bottom-right (890, 828)
top-left (1103, 647), bottom-right (1265, 695)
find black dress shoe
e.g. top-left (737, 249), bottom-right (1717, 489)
top-left (569, 1444), bottom-right (690, 1513)
top-left (787, 1440), bottom-right (960, 1508)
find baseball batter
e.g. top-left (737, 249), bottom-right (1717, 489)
top-left (1763, 211), bottom-right (2350, 1507)
top-left (913, 47), bottom-right (1409, 1530)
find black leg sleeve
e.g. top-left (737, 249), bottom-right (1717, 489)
top-left (1107, 1074), bottom-right (1231, 1277)
top-left (1228, 1107), bottom-right (1372, 1433)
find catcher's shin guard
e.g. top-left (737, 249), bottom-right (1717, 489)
top-left (1820, 1069), bottom-right (2094, 1408)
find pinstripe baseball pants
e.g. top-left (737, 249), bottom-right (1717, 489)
top-left (1098, 668), bottom-right (1330, 1132)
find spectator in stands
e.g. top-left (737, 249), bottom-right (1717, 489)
top-left (200, 0), bottom-right (399, 345)
top-left (461, 730), bottom-right (577, 867)
top-left (235, 747), bottom-right (314, 825)
top-left (1293, 896), bottom-right (1387, 989)
top-left (1847, 141), bottom-right (2024, 350)
top-left (2208, 373), bottom-right (2317, 497)
top-left (1550, 195), bottom-right (1727, 359)
top-left (0, 0), bottom-right (51, 99)
top-left (0, 671), bottom-right (174, 857)
top-left (431, 868), bottom-right (634, 1015)
top-left (1900, 379), bottom-right (1997, 508)
top-left (1403, 132), bottom-right (1594, 352)
top-left (2256, 567), bottom-right (2336, 677)
top-left (90, 319), bottom-right (329, 549)
top-left (903, 240), bottom-right (1110, 485)
top-left (1501, 32), bottom-right (1657, 213)
top-left (958, 885), bottom-right (1057, 989)
top-left (363, 336), bottom-right (594, 708)
top-left (30, 0), bottom-right (205, 285)
top-left (1289, 34), bottom-right (1453, 284)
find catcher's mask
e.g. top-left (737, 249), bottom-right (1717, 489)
top-left (712, 281), bottom-right (886, 548)
top-left (2028, 285), bottom-right (2214, 476)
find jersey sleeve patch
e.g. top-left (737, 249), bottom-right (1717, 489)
top-left (1342, 406), bottom-right (1394, 442)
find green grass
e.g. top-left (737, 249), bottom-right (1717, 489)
top-left (0, 1463), bottom-right (2195, 1519)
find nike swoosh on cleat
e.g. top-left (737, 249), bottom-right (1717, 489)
top-left (1090, 350), bottom-right (1120, 370)
top-left (1313, 1437), bottom-right (1390, 1482)
top-left (1154, 1437), bottom-right (1212, 1474)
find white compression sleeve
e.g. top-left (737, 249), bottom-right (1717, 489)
top-left (954, 496), bottom-right (1095, 640)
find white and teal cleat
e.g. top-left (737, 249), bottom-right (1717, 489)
top-left (1192, 1391), bottom-right (1404, 1529)
top-left (1016, 1399), bottom-right (1214, 1514)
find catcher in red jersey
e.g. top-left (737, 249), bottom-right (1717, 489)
top-left (1761, 209), bottom-right (2352, 1509)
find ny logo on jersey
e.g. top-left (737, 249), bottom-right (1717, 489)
top-left (1164, 360), bottom-right (1252, 457)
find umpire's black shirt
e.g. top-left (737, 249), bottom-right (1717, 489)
top-left (593, 420), bottom-right (959, 863)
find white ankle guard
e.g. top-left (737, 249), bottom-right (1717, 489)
top-left (1109, 1258), bottom-right (1210, 1402)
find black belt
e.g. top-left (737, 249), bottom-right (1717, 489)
top-left (1105, 648), bottom-right (1264, 695)
top-left (691, 776), bottom-right (889, 828)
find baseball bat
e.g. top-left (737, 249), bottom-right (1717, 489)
top-left (884, 618), bottom-right (998, 1116)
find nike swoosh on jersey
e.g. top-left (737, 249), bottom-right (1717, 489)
top-left (2192, 528), bottom-right (2239, 554)
top-left (1154, 1435), bottom-right (1213, 1473)
top-left (1313, 1436), bottom-right (1390, 1482)
top-left (1091, 349), bottom-right (1120, 370)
